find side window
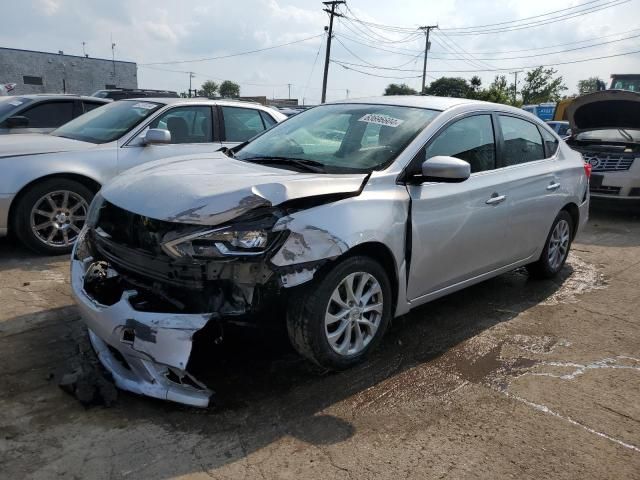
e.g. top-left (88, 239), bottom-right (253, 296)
top-left (20, 101), bottom-right (74, 128)
top-left (498, 115), bottom-right (544, 166)
top-left (424, 114), bottom-right (496, 173)
top-left (82, 101), bottom-right (105, 114)
top-left (260, 111), bottom-right (276, 128)
top-left (221, 106), bottom-right (266, 142)
top-left (148, 106), bottom-right (213, 144)
top-left (540, 127), bottom-right (559, 158)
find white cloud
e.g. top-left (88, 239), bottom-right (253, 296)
top-left (38, 0), bottom-right (60, 15)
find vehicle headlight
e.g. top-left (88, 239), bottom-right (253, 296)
top-left (162, 227), bottom-right (270, 259)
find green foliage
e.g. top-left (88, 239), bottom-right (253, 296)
top-left (425, 77), bottom-right (471, 98)
top-left (521, 67), bottom-right (567, 104)
top-left (199, 80), bottom-right (219, 97)
top-left (219, 80), bottom-right (240, 98)
top-left (476, 75), bottom-right (513, 104)
top-left (383, 83), bottom-right (418, 95)
top-left (577, 77), bottom-right (606, 95)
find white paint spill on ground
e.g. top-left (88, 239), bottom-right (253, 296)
top-left (500, 389), bottom-right (640, 454)
top-left (528, 356), bottom-right (640, 380)
top-left (509, 334), bottom-right (571, 354)
top-left (541, 253), bottom-right (607, 306)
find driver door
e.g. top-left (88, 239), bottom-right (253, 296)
top-left (117, 105), bottom-right (220, 173)
top-left (406, 113), bottom-right (513, 301)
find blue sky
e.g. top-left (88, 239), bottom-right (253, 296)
top-left (3, 0), bottom-right (639, 102)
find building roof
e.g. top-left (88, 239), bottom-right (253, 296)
top-left (0, 93), bottom-right (111, 102)
top-left (0, 46), bottom-right (136, 65)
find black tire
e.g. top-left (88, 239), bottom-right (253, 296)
top-left (13, 178), bottom-right (94, 255)
top-left (286, 255), bottom-right (393, 370)
top-left (526, 210), bottom-right (574, 279)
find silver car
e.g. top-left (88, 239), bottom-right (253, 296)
top-left (71, 96), bottom-right (590, 407)
top-left (0, 94), bottom-right (110, 134)
top-left (0, 98), bottom-right (286, 253)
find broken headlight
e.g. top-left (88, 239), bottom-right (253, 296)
top-left (162, 227), bottom-right (270, 259)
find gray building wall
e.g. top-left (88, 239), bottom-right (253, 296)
top-left (0, 47), bottom-right (137, 95)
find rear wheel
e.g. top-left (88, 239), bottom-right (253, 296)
top-left (527, 210), bottom-right (573, 279)
top-left (287, 256), bottom-right (392, 370)
top-left (14, 178), bottom-right (93, 255)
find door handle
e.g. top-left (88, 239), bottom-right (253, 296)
top-left (486, 194), bottom-right (506, 205)
top-left (546, 182), bottom-right (561, 191)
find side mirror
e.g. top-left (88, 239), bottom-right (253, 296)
top-left (5, 116), bottom-right (29, 128)
top-left (421, 156), bottom-right (471, 183)
top-left (143, 128), bottom-right (171, 145)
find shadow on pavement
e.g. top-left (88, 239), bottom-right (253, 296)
top-left (1, 259), bottom-right (574, 478)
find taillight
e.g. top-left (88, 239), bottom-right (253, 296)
top-left (583, 162), bottom-right (592, 179)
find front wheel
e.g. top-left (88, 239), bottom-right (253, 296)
top-left (13, 178), bottom-right (93, 255)
top-left (527, 210), bottom-right (573, 279)
top-left (287, 256), bottom-right (393, 370)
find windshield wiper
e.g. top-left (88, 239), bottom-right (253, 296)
top-left (618, 129), bottom-right (634, 142)
top-left (243, 156), bottom-right (326, 173)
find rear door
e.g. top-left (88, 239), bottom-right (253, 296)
top-left (406, 113), bottom-right (513, 300)
top-left (497, 115), bottom-right (566, 262)
top-left (219, 106), bottom-right (276, 148)
top-left (117, 104), bottom-right (221, 173)
top-left (13, 100), bottom-right (75, 133)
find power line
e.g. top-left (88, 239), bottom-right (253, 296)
top-left (333, 35), bottom-right (421, 69)
top-left (441, 0), bottom-right (605, 31)
top-left (303, 32), bottom-right (325, 102)
top-left (140, 34), bottom-right (324, 66)
top-left (332, 46), bottom-right (640, 73)
top-left (442, 0), bottom-right (630, 35)
top-left (333, 61), bottom-right (423, 79)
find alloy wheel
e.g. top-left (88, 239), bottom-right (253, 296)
top-left (548, 219), bottom-right (571, 270)
top-left (30, 190), bottom-right (88, 248)
top-left (325, 271), bottom-right (384, 356)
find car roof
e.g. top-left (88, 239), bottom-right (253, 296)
top-left (122, 97), bottom-right (279, 110)
top-left (326, 95), bottom-right (538, 118)
top-left (5, 94), bottom-right (110, 102)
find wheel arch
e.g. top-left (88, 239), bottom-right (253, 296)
top-left (560, 202), bottom-right (579, 239)
top-left (337, 241), bottom-right (399, 314)
top-left (8, 173), bottom-right (102, 233)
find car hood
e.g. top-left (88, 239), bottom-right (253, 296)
top-left (566, 90), bottom-right (640, 134)
top-left (0, 133), bottom-right (93, 158)
top-left (101, 153), bottom-right (369, 226)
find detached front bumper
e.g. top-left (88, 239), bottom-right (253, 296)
top-left (71, 257), bottom-right (215, 407)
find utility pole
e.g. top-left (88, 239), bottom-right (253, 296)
top-left (82, 41), bottom-right (86, 57)
top-left (188, 72), bottom-right (195, 97)
top-left (320, 1), bottom-right (344, 104)
top-left (510, 70), bottom-right (523, 104)
top-left (346, 88), bottom-right (349, 98)
top-left (287, 83), bottom-right (292, 99)
top-left (419, 25), bottom-right (438, 94)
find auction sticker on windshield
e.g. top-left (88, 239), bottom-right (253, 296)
top-left (132, 102), bottom-right (157, 110)
top-left (358, 113), bottom-right (404, 128)
top-left (8, 100), bottom-right (23, 106)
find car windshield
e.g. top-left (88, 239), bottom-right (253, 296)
top-left (234, 103), bottom-right (440, 172)
top-left (576, 129), bottom-right (640, 143)
top-left (51, 100), bottom-right (162, 143)
top-left (0, 97), bottom-right (32, 122)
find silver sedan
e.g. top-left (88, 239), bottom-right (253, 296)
top-left (71, 96), bottom-right (590, 406)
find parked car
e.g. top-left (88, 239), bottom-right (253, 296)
top-left (565, 89), bottom-right (640, 201)
top-left (91, 89), bottom-right (179, 100)
top-left (70, 96), bottom-right (590, 407)
top-left (0, 94), bottom-right (109, 134)
top-left (0, 98), bottom-right (286, 253)
top-left (546, 120), bottom-right (570, 138)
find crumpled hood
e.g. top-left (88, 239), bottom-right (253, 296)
top-left (0, 133), bottom-right (92, 158)
top-left (566, 90), bottom-right (640, 134)
top-left (101, 153), bottom-right (368, 225)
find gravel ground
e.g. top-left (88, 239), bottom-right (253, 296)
top-left (0, 205), bottom-right (638, 479)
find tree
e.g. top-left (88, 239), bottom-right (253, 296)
top-left (469, 75), bottom-right (482, 98)
top-left (520, 66), bottom-right (567, 104)
top-left (383, 83), bottom-right (418, 95)
top-left (476, 75), bottom-right (513, 105)
top-left (425, 77), bottom-right (470, 98)
top-left (577, 77), bottom-right (606, 95)
top-left (219, 80), bottom-right (240, 98)
top-left (199, 80), bottom-right (219, 97)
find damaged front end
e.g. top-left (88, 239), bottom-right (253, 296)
top-left (71, 197), bottom-right (295, 407)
